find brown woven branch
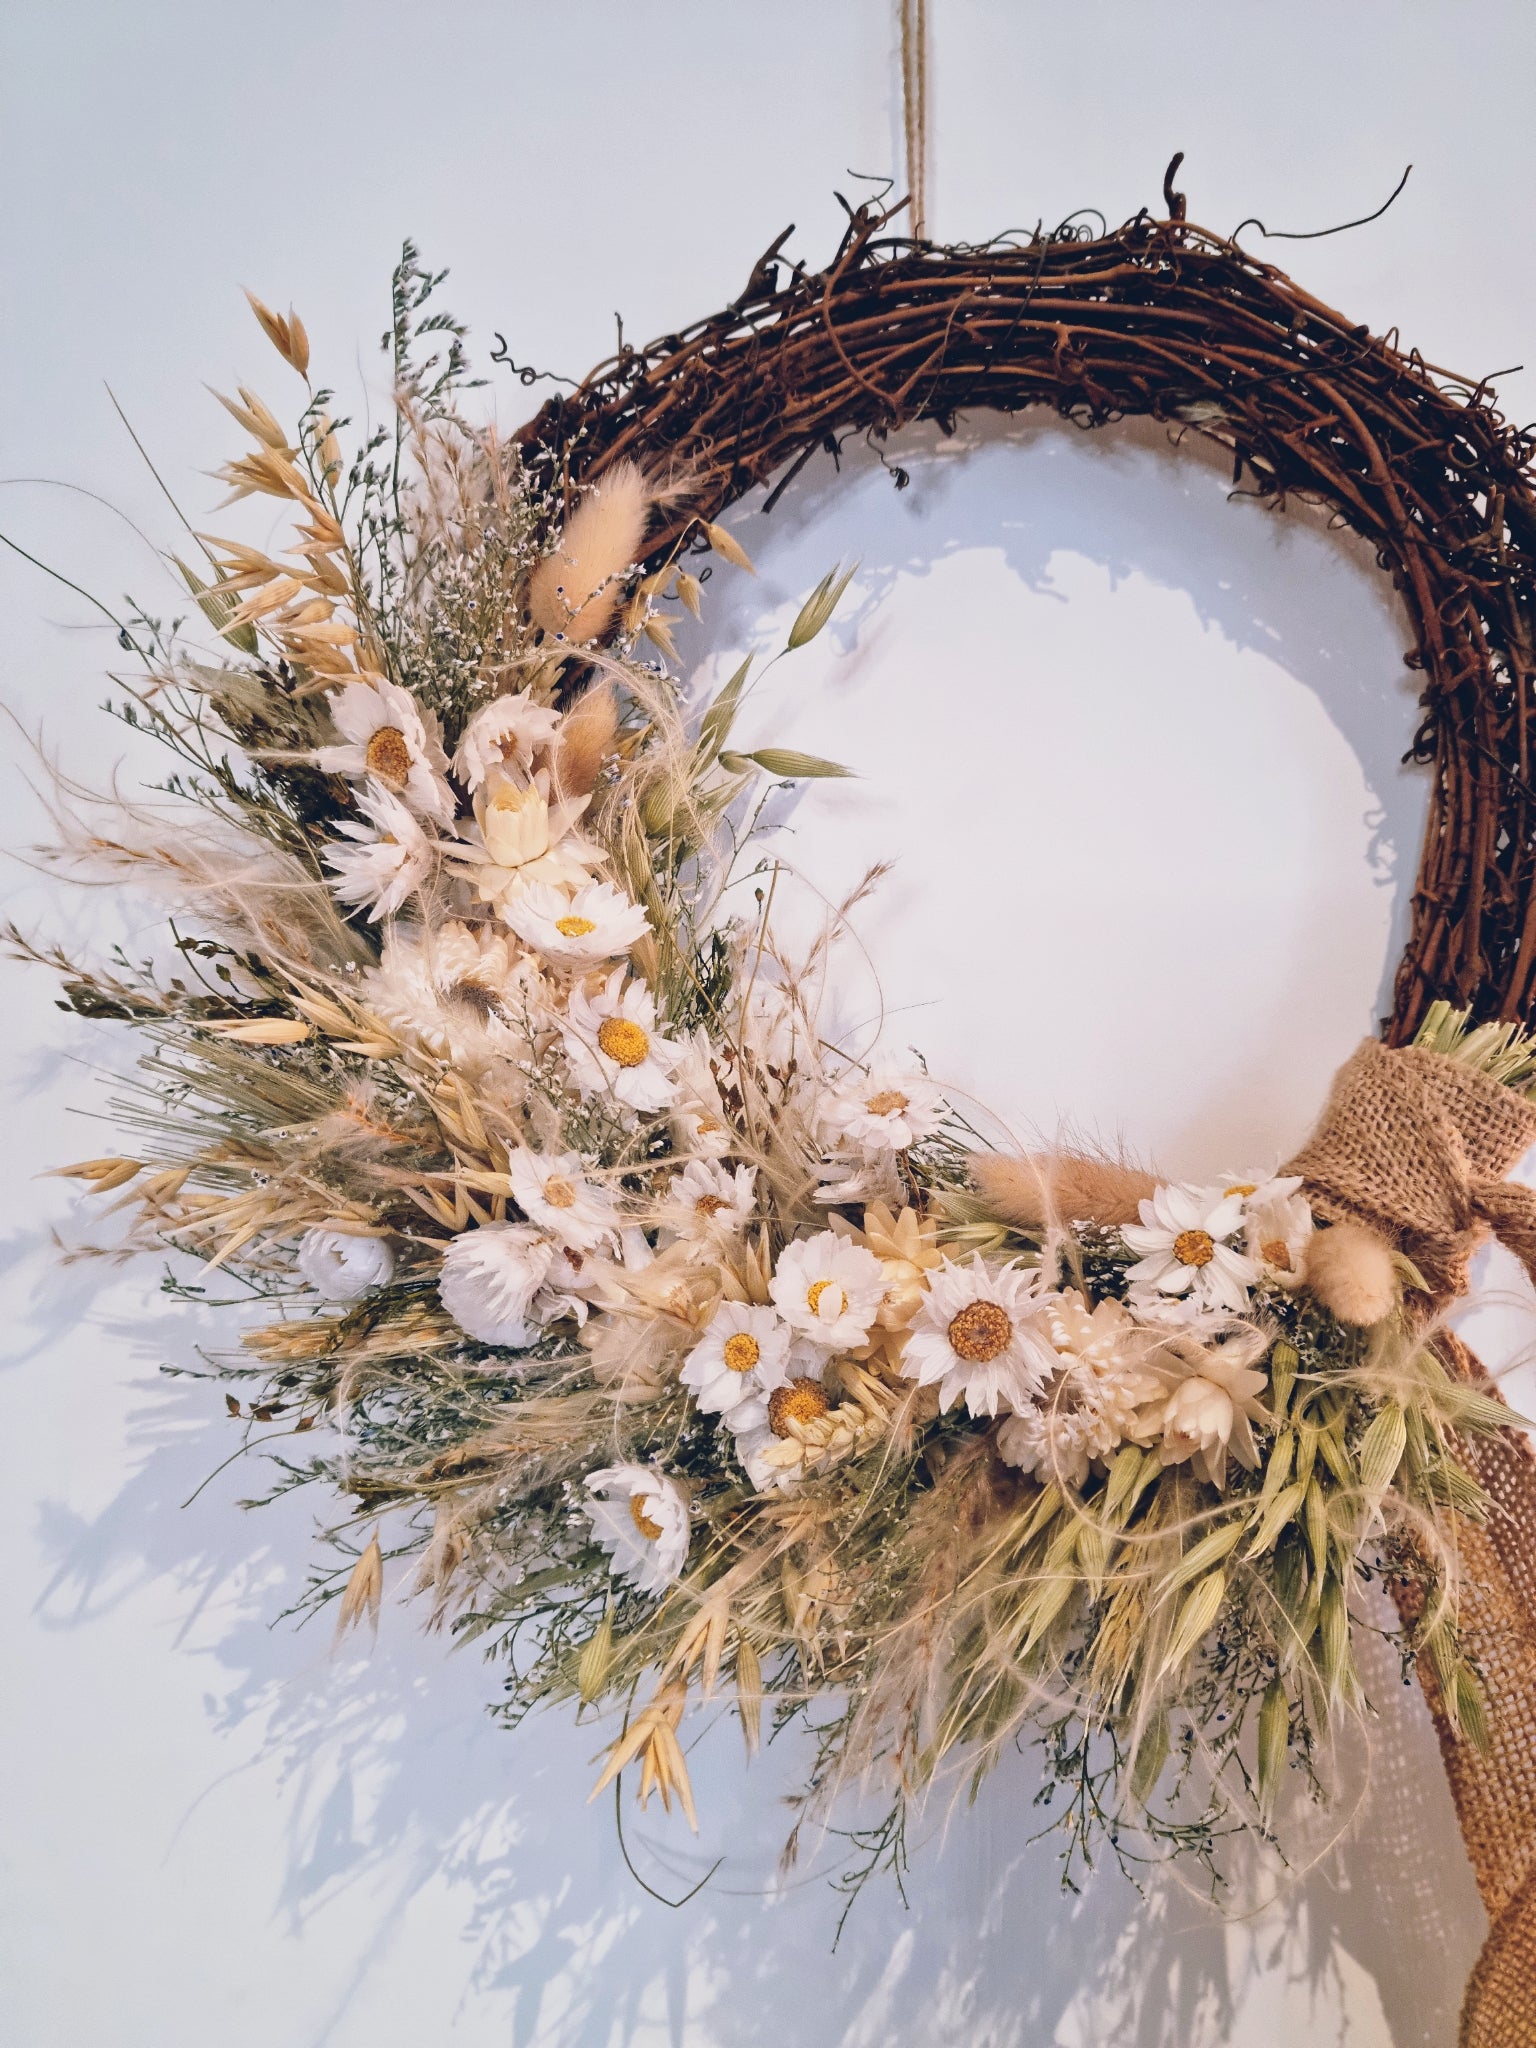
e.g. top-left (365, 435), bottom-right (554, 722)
top-left (511, 196), bottom-right (1536, 1042)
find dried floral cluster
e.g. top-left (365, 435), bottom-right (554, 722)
top-left (20, 255), bottom-right (1510, 1899)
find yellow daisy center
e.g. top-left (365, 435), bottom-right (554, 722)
top-left (806, 1277), bottom-right (843, 1319)
top-left (1224, 1183), bottom-right (1258, 1199)
top-left (865, 1089), bottom-right (910, 1117)
top-left (597, 1016), bottom-right (650, 1067)
top-left (946, 1299), bottom-right (1012, 1363)
top-left (723, 1332), bottom-right (761, 1374)
top-left (556, 914), bottom-right (598, 938)
top-left (363, 725), bottom-right (413, 789)
top-left (694, 1193), bottom-right (729, 1216)
top-left (1262, 1237), bottom-right (1293, 1272)
top-left (629, 1492), bottom-right (663, 1541)
top-left (1173, 1228), bottom-right (1216, 1269)
top-left (695, 1114), bottom-right (723, 1135)
top-left (542, 1175), bottom-right (578, 1209)
top-left (768, 1377), bottom-right (830, 1436)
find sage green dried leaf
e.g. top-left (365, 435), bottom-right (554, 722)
top-left (1244, 1478), bottom-right (1308, 1561)
top-left (695, 656), bottom-right (752, 763)
top-left (722, 746), bottom-right (855, 781)
top-left (1166, 1517), bottom-right (1245, 1592)
top-left (1269, 1340), bottom-right (1299, 1417)
top-left (786, 561), bottom-right (857, 649)
top-left (1356, 1401), bottom-right (1408, 1495)
top-left (1129, 1706), bottom-right (1171, 1806)
top-left (1256, 1676), bottom-right (1289, 1817)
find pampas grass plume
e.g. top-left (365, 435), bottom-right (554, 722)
top-left (1304, 1220), bottom-right (1398, 1327)
top-left (972, 1150), bottom-right (1157, 1229)
top-left (528, 461), bottom-right (651, 644)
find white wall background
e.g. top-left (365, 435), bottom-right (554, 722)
top-left (5, 4), bottom-right (1536, 2043)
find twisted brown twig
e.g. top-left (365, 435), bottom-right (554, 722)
top-left (513, 192), bottom-right (1536, 1042)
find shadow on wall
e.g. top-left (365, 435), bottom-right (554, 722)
top-left (670, 409), bottom-right (1430, 1176)
top-left (14, 418), bottom-right (1483, 2047)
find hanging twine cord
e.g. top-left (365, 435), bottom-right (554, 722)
top-left (899, 0), bottom-right (929, 241)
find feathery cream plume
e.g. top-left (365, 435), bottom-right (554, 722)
top-left (1303, 1220), bottom-right (1399, 1327)
top-left (555, 682), bottom-right (619, 799)
top-left (528, 462), bottom-right (651, 644)
top-left (971, 1149), bottom-right (1157, 1229)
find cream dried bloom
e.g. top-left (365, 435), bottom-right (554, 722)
top-left (819, 1059), bottom-right (947, 1153)
top-left (769, 1231), bottom-right (886, 1351)
top-left (438, 1222), bottom-right (556, 1349)
top-left (452, 695), bottom-right (561, 793)
top-left (501, 878), bottom-right (650, 966)
top-left (366, 920), bottom-right (539, 1065)
top-left (584, 1464), bottom-right (689, 1594)
top-left (902, 1256), bottom-right (1059, 1417)
top-left (298, 1228), bottom-right (394, 1300)
top-left (1123, 1182), bottom-right (1259, 1314)
top-left (561, 967), bottom-right (682, 1113)
top-left (508, 1148), bottom-right (619, 1252)
top-left (680, 1300), bottom-right (792, 1418)
top-left (316, 677), bottom-right (455, 825)
top-left (324, 784), bottom-right (438, 921)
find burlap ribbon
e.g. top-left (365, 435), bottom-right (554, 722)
top-left (1283, 1040), bottom-right (1536, 2046)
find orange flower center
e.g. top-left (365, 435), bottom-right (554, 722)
top-left (723, 1332), bottom-right (761, 1374)
top-left (865, 1089), bottom-right (910, 1118)
top-left (1224, 1183), bottom-right (1257, 1199)
top-left (946, 1299), bottom-right (1012, 1363)
top-left (1173, 1229), bottom-right (1216, 1269)
top-left (556, 914), bottom-right (597, 938)
top-left (597, 1016), bottom-right (649, 1067)
top-left (1261, 1237), bottom-right (1293, 1272)
top-left (629, 1492), bottom-right (663, 1541)
top-left (694, 1193), bottom-right (729, 1216)
top-left (364, 725), bottom-right (413, 789)
top-left (768, 1377), bottom-right (830, 1436)
top-left (542, 1175), bottom-right (578, 1209)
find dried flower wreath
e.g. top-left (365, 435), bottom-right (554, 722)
top-left (17, 181), bottom-right (1536, 2040)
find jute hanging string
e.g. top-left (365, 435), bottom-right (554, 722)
top-left (513, 181), bottom-right (1536, 2046)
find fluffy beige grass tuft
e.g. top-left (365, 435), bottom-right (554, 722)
top-left (971, 1150), bottom-right (1157, 1229)
top-left (555, 682), bottom-right (619, 798)
top-left (528, 462), bottom-right (651, 644)
top-left (1302, 1220), bottom-right (1399, 1327)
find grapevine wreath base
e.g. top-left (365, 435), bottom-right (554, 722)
top-left (22, 183), bottom-right (1536, 2042)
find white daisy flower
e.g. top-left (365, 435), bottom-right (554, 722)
top-left (728, 1353), bottom-right (832, 1492)
top-left (819, 1060), bottom-right (947, 1153)
top-left (366, 920), bottom-right (540, 1065)
top-left (669, 1029), bottom-right (734, 1159)
top-left (769, 1230), bottom-right (886, 1350)
top-left (501, 878), bottom-right (650, 966)
top-left (508, 1148), bottom-right (619, 1252)
top-left (665, 1159), bottom-right (757, 1238)
top-left (995, 1292), bottom-right (1162, 1487)
top-left (298, 1227), bottom-right (394, 1300)
top-left (680, 1301), bottom-right (792, 1417)
top-left (324, 783), bottom-right (438, 922)
top-left (316, 678), bottom-right (455, 825)
top-left (561, 967), bottom-right (682, 1113)
top-left (538, 1242), bottom-right (626, 1325)
top-left (1122, 1183), bottom-right (1259, 1314)
top-left (454, 768), bottom-right (604, 909)
top-left (452, 695), bottom-right (561, 794)
top-left (438, 1222), bottom-right (557, 1348)
top-left (584, 1464), bottom-right (690, 1594)
top-left (1245, 1186), bottom-right (1314, 1291)
top-left (1212, 1169), bottom-right (1306, 1210)
top-left (901, 1256), bottom-right (1059, 1416)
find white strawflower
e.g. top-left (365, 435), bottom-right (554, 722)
top-left (316, 678), bottom-right (455, 825)
top-left (1244, 1187), bottom-right (1314, 1291)
top-left (452, 695), bottom-right (561, 793)
top-left (366, 920), bottom-right (540, 1065)
top-left (902, 1256), bottom-right (1058, 1416)
top-left (727, 1350), bottom-right (843, 1492)
top-left (455, 768), bottom-right (604, 909)
top-left (665, 1159), bottom-right (757, 1238)
top-left (539, 1243), bottom-right (626, 1325)
top-left (669, 1028), bottom-right (733, 1158)
top-left (1141, 1330), bottom-right (1271, 1490)
top-left (769, 1231), bottom-right (886, 1350)
top-left (584, 1464), bottom-right (690, 1594)
top-left (996, 1292), bottom-right (1162, 1487)
top-left (561, 967), bottom-right (682, 1113)
top-left (508, 1148), bottom-right (619, 1252)
top-left (438, 1223), bottom-right (556, 1348)
top-left (298, 1228), bottom-right (394, 1300)
top-left (819, 1060), bottom-right (946, 1153)
top-left (1122, 1183), bottom-right (1259, 1314)
top-left (680, 1301), bottom-right (792, 1417)
top-left (501, 878), bottom-right (650, 966)
top-left (324, 784), bottom-right (437, 921)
